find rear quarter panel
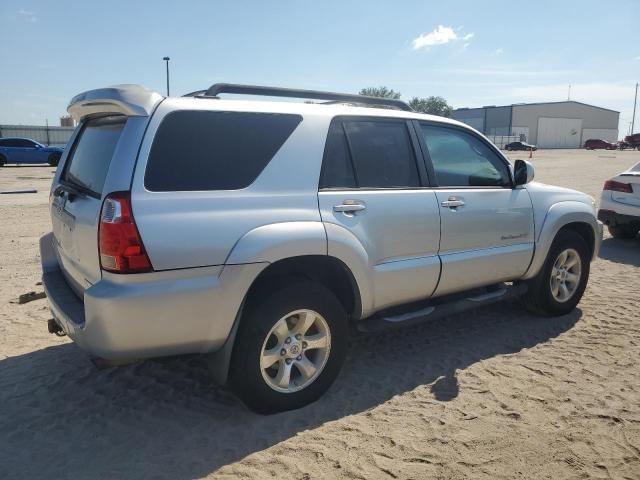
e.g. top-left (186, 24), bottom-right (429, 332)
top-left (131, 100), bottom-right (332, 270)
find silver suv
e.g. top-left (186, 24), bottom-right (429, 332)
top-left (41, 83), bottom-right (602, 413)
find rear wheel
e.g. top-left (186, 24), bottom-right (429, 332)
top-left (48, 153), bottom-right (61, 167)
top-left (229, 279), bottom-right (348, 414)
top-left (0, 154), bottom-right (5, 167)
top-left (608, 225), bottom-right (638, 240)
top-left (523, 230), bottom-right (590, 316)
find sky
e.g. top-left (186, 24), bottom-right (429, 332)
top-left (1, 0), bottom-right (639, 136)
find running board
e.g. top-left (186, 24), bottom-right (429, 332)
top-left (356, 283), bottom-right (527, 333)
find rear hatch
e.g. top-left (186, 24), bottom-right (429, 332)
top-left (51, 116), bottom-right (127, 294)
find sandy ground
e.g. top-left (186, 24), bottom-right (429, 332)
top-left (1, 149), bottom-right (639, 480)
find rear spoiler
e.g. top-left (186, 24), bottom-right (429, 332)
top-left (67, 85), bottom-right (164, 122)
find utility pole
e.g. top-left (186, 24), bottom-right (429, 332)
top-left (632, 82), bottom-right (638, 134)
top-left (163, 57), bottom-right (170, 96)
top-left (567, 84), bottom-right (571, 100)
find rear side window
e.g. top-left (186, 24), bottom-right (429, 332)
top-left (145, 111), bottom-right (302, 191)
top-left (63, 116), bottom-right (126, 196)
top-left (320, 119), bottom-right (420, 189)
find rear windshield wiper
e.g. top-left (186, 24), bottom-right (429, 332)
top-left (54, 182), bottom-right (93, 200)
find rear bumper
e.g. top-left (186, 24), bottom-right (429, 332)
top-left (40, 232), bottom-right (266, 360)
top-left (598, 209), bottom-right (640, 227)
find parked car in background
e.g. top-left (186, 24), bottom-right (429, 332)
top-left (618, 133), bottom-right (640, 151)
top-left (0, 138), bottom-right (64, 166)
top-left (41, 83), bottom-right (602, 413)
top-left (584, 139), bottom-right (617, 150)
top-left (598, 161), bottom-right (640, 239)
top-left (505, 141), bottom-right (537, 151)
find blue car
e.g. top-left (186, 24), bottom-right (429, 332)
top-left (0, 137), bottom-right (64, 166)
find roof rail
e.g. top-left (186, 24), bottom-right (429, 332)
top-left (183, 83), bottom-right (414, 112)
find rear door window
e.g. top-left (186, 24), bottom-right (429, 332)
top-left (63, 116), bottom-right (126, 196)
top-left (320, 118), bottom-right (420, 189)
top-left (145, 111), bottom-right (302, 191)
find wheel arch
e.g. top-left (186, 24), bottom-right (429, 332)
top-left (209, 254), bottom-right (362, 385)
top-left (523, 201), bottom-right (600, 280)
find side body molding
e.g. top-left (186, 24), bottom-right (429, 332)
top-left (225, 221), bottom-right (327, 265)
top-left (522, 201), bottom-right (600, 280)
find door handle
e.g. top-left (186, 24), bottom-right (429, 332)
top-left (333, 201), bottom-right (366, 213)
top-left (441, 197), bottom-right (465, 209)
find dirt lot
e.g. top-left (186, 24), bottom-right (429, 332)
top-left (1, 149), bottom-right (639, 480)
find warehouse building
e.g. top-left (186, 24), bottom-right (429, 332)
top-left (453, 101), bottom-right (619, 148)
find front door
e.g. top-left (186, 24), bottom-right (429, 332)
top-left (318, 118), bottom-right (441, 314)
top-left (417, 122), bottom-right (534, 297)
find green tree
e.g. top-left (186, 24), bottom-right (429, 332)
top-left (358, 86), bottom-right (401, 99)
top-left (408, 96), bottom-right (453, 117)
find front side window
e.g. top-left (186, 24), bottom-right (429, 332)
top-left (421, 124), bottom-right (511, 187)
top-left (320, 119), bottom-right (420, 189)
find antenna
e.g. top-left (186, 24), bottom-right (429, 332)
top-left (567, 84), bottom-right (571, 101)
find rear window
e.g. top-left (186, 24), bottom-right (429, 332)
top-left (145, 110), bottom-right (302, 191)
top-left (63, 116), bottom-right (126, 196)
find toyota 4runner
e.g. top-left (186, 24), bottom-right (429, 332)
top-left (41, 83), bottom-right (602, 413)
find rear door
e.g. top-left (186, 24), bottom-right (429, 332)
top-left (51, 116), bottom-right (127, 292)
top-left (318, 117), bottom-right (442, 312)
top-left (417, 122), bottom-right (534, 296)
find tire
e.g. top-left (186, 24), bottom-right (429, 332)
top-left (229, 279), bottom-right (348, 414)
top-left (523, 230), bottom-right (590, 317)
top-left (608, 225), bottom-right (637, 240)
top-left (0, 154), bottom-right (5, 167)
top-left (48, 153), bottom-right (61, 167)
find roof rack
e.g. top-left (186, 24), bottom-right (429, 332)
top-left (183, 83), bottom-right (414, 112)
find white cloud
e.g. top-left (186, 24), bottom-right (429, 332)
top-left (494, 48), bottom-right (504, 55)
top-left (413, 25), bottom-right (474, 49)
top-left (18, 9), bottom-right (37, 22)
top-left (636, 56), bottom-right (640, 61)
top-left (463, 43), bottom-right (471, 49)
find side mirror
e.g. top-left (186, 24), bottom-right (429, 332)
top-left (514, 159), bottom-right (535, 186)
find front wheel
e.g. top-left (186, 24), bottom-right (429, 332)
top-left (523, 230), bottom-right (590, 316)
top-left (229, 280), bottom-right (348, 414)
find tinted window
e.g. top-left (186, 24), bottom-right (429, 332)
top-left (145, 111), bottom-right (302, 191)
top-left (63, 116), bottom-right (126, 196)
top-left (17, 139), bottom-right (36, 148)
top-left (320, 119), bottom-right (419, 189)
top-left (319, 122), bottom-right (356, 189)
top-left (345, 121), bottom-right (419, 188)
top-left (0, 139), bottom-right (20, 147)
top-left (421, 124), bottom-right (511, 187)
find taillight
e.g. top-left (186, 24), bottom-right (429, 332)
top-left (603, 180), bottom-right (633, 193)
top-left (99, 192), bottom-right (152, 273)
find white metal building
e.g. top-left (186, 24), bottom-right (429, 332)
top-left (453, 101), bottom-right (619, 149)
